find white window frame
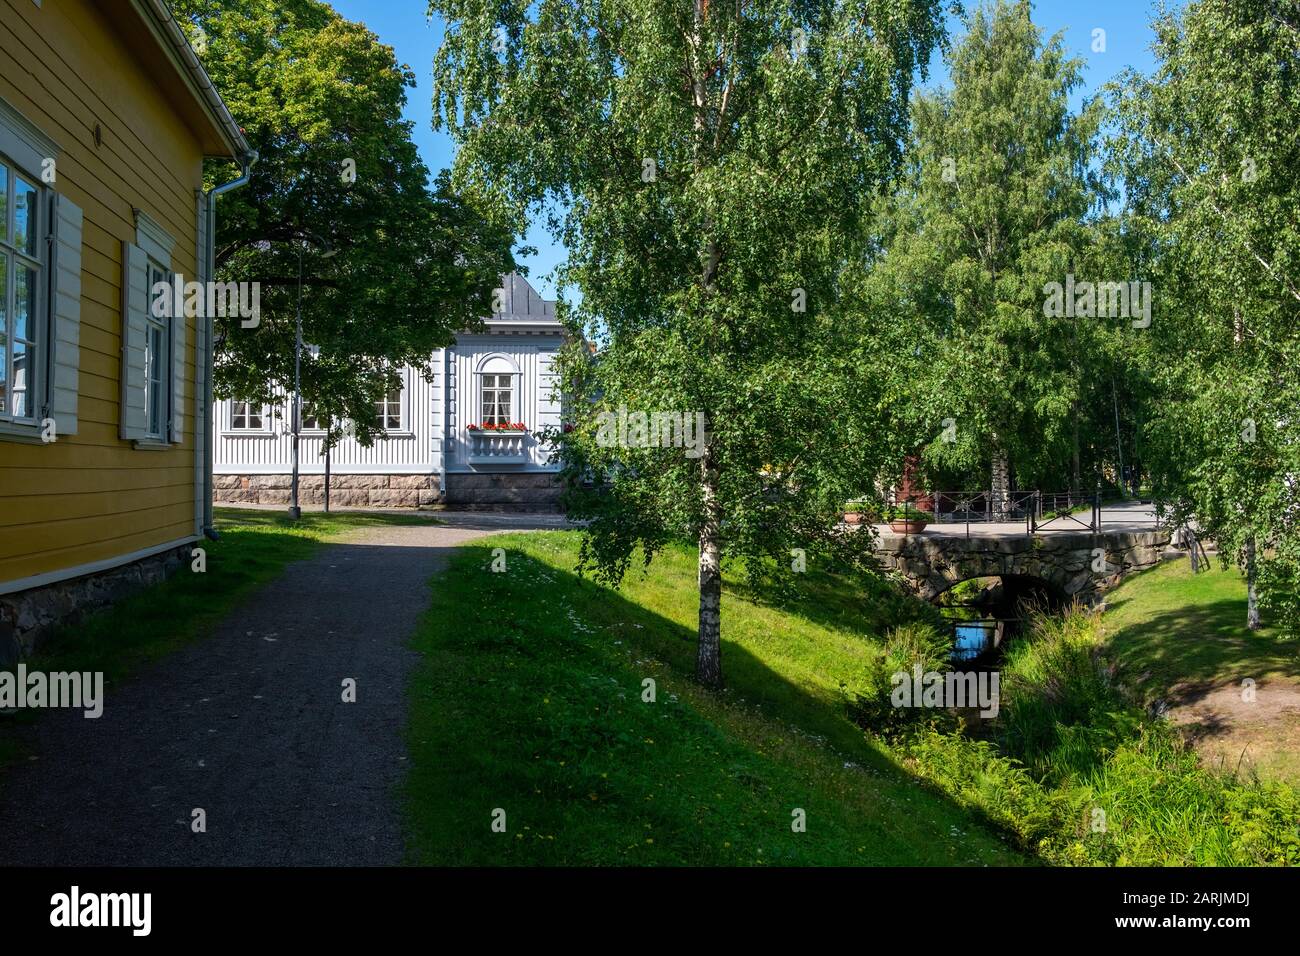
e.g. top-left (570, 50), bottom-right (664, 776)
top-left (299, 400), bottom-right (325, 433)
top-left (374, 385), bottom-right (403, 432)
top-left (0, 146), bottom-right (48, 434)
top-left (228, 399), bottom-right (270, 433)
top-left (473, 353), bottom-right (522, 430)
top-left (143, 259), bottom-right (171, 440)
top-left (126, 209), bottom-right (179, 449)
top-left (481, 372), bottom-right (514, 426)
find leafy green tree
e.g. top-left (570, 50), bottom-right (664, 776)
top-left (175, 0), bottom-right (514, 444)
top-left (1109, 0), bottom-right (1300, 631)
top-left (860, 0), bottom-right (1122, 512)
top-left (429, 0), bottom-right (945, 686)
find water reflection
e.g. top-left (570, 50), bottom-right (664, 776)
top-left (952, 620), bottom-right (1001, 662)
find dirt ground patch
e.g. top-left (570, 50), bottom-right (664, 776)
top-left (1164, 678), bottom-right (1300, 785)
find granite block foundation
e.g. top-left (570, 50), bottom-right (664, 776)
top-left (214, 472), bottom-right (563, 511)
top-left (0, 543), bottom-right (192, 662)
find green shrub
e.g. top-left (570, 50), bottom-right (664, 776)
top-left (843, 622), bottom-right (954, 735)
top-left (898, 726), bottom-right (1084, 857)
top-left (996, 607), bottom-right (1140, 782)
top-left (882, 506), bottom-right (934, 522)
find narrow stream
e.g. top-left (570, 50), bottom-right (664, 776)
top-left (938, 575), bottom-right (1063, 666)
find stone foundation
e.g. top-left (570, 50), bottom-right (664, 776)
top-left (443, 472), bottom-right (564, 511)
top-left (213, 473), bottom-right (440, 509)
top-left (0, 543), bottom-right (193, 663)
top-left (213, 471), bottom-right (564, 512)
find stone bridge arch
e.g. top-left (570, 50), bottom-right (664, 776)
top-left (873, 529), bottom-right (1171, 604)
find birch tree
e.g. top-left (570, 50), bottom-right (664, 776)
top-left (1110, 0), bottom-right (1300, 632)
top-left (429, 0), bottom-right (944, 686)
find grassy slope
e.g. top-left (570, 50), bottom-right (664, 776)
top-left (1100, 558), bottom-right (1300, 783)
top-left (0, 508), bottom-right (433, 772)
top-left (406, 531), bottom-right (1024, 866)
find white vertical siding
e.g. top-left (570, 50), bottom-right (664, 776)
top-left (430, 346), bottom-right (445, 470)
top-left (212, 364), bottom-right (439, 474)
top-left (212, 272), bottom-right (565, 477)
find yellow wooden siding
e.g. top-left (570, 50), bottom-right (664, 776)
top-left (0, 0), bottom-right (212, 584)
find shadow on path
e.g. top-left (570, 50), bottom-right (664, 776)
top-left (0, 523), bottom-right (502, 866)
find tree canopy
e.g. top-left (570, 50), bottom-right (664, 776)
top-left (1110, 0), bottom-right (1300, 631)
top-left (858, 0), bottom-right (1135, 506)
top-left (175, 0), bottom-right (515, 444)
top-left (430, 0), bottom-right (946, 685)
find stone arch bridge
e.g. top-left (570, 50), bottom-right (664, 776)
top-left (873, 525), bottom-right (1171, 604)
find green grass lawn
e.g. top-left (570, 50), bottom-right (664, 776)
top-left (1103, 558), bottom-right (1289, 688)
top-left (0, 508), bottom-right (434, 772)
top-left (1100, 557), bottom-right (1300, 784)
top-left (405, 531), bottom-right (1025, 866)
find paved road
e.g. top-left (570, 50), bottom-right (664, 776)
top-left (0, 515), bottom-right (563, 866)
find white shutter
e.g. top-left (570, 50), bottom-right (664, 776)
top-left (171, 302), bottom-right (186, 444)
top-left (48, 193), bottom-right (82, 437)
top-left (120, 240), bottom-right (149, 440)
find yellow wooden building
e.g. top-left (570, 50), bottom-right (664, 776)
top-left (0, 0), bottom-right (253, 654)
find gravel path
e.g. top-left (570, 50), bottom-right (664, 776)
top-left (0, 516), bottom-right (559, 866)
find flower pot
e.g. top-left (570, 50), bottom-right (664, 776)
top-left (889, 518), bottom-right (928, 534)
top-left (843, 513), bottom-right (862, 525)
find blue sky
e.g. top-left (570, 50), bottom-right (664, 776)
top-left (330, 0), bottom-right (1178, 299)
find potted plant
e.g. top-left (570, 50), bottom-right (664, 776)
top-left (843, 500), bottom-right (865, 525)
top-left (884, 505), bottom-right (932, 533)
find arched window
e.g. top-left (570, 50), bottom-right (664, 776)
top-left (475, 353), bottom-right (520, 427)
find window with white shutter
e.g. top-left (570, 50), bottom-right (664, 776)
top-left (0, 158), bottom-right (43, 427)
top-left (122, 210), bottom-right (180, 447)
top-left (0, 96), bottom-right (72, 445)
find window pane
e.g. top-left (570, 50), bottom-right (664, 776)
top-left (14, 176), bottom-right (37, 256)
top-left (12, 340), bottom-right (28, 417)
top-left (15, 264), bottom-right (36, 342)
top-left (0, 163), bottom-right (8, 244)
top-left (233, 402), bottom-right (262, 430)
top-left (1, 251), bottom-right (6, 414)
top-left (148, 327), bottom-right (164, 434)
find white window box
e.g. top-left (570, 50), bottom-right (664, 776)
top-left (467, 429), bottom-right (528, 464)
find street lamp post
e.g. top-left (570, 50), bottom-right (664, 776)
top-left (290, 244), bottom-right (304, 519)
top-left (288, 237), bottom-right (334, 520)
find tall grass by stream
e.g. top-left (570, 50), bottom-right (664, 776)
top-left (851, 609), bottom-right (1300, 865)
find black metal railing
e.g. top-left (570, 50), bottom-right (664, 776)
top-left (868, 490), bottom-right (1104, 537)
top-left (1029, 491), bottom-right (1101, 533)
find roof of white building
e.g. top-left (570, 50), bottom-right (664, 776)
top-left (484, 273), bottom-right (561, 334)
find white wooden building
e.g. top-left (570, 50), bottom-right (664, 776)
top-left (212, 274), bottom-right (565, 510)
